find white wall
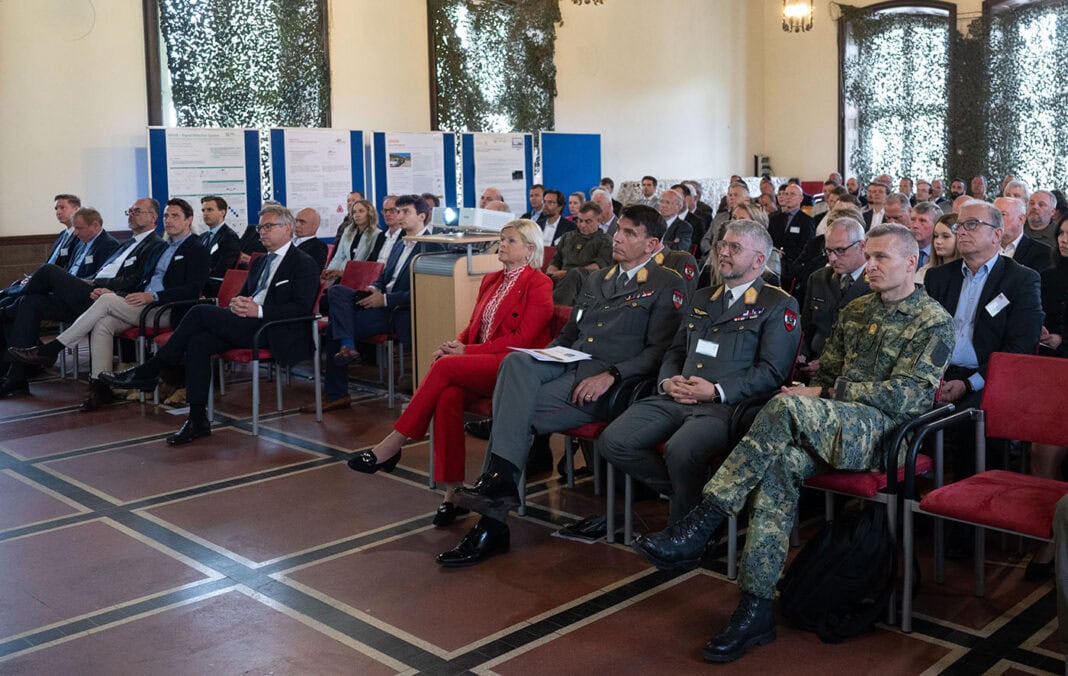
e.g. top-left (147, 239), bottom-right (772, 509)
top-left (0, 0), bottom-right (148, 237)
top-left (555, 0), bottom-right (765, 181)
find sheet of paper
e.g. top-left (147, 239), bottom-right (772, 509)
top-left (510, 346), bottom-right (593, 363)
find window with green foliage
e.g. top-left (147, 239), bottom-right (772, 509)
top-left (427, 0), bottom-right (561, 133)
top-left (155, 0), bottom-right (330, 197)
top-left (986, 2), bottom-right (1068, 191)
top-left (840, 4), bottom-right (953, 184)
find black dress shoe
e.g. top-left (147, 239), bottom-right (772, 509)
top-left (1025, 558), bottom-right (1054, 582)
top-left (347, 450), bottom-right (401, 474)
top-left (0, 378), bottom-right (30, 398)
top-left (99, 367), bottom-right (158, 392)
top-left (436, 519), bottom-right (510, 567)
top-left (453, 472), bottom-right (520, 514)
top-left (80, 380), bottom-right (114, 412)
top-left (432, 502), bottom-right (470, 527)
top-left (703, 592), bottom-right (776, 663)
top-left (526, 435), bottom-right (553, 474)
top-left (632, 498), bottom-right (727, 572)
top-left (166, 417), bottom-right (212, 446)
top-left (7, 345), bottom-right (57, 367)
top-left (464, 418), bottom-right (492, 440)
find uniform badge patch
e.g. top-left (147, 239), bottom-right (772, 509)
top-left (784, 308), bottom-right (798, 332)
top-left (672, 289), bottom-right (684, 309)
top-left (734, 308), bottom-right (764, 321)
top-left (683, 264), bottom-right (696, 280)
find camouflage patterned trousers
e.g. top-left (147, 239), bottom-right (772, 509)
top-left (702, 394), bottom-right (896, 599)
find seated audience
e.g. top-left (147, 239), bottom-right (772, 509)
top-left (100, 204), bottom-right (319, 445)
top-left (909, 201), bottom-right (942, 273)
top-left (1026, 190), bottom-right (1058, 248)
top-left (545, 201), bottom-right (613, 305)
top-left (198, 196), bottom-right (241, 297)
top-left (521, 184), bottom-right (545, 224)
top-left (634, 223), bottom-right (953, 663)
top-left (916, 213), bottom-right (961, 281)
top-left (293, 208), bottom-right (329, 272)
top-left (769, 183), bottom-right (815, 293)
top-left (996, 195), bottom-right (1051, 273)
top-left (567, 191), bottom-right (585, 218)
top-left (323, 198), bottom-right (382, 284)
top-left (657, 187), bottom-right (693, 252)
top-left (538, 189), bottom-right (575, 246)
top-left (354, 220), bottom-right (553, 526)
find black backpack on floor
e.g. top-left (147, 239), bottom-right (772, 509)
top-left (778, 505), bottom-right (896, 643)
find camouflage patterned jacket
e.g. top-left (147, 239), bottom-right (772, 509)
top-left (812, 286), bottom-right (954, 425)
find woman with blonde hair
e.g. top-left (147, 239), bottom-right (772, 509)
top-left (322, 199), bottom-right (380, 283)
top-left (351, 220), bottom-right (554, 526)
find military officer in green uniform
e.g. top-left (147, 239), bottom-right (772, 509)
top-left (598, 220), bottom-right (801, 522)
top-left (437, 204), bottom-right (686, 567)
top-left (634, 223), bottom-right (954, 663)
top-left (546, 200), bottom-right (615, 305)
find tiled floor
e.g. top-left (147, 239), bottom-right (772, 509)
top-left (0, 367), bottom-right (1063, 674)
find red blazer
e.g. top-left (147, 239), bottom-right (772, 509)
top-left (458, 266), bottom-right (553, 355)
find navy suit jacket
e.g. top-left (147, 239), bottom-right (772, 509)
top-left (68, 231), bottom-right (122, 279)
top-left (371, 237), bottom-right (446, 308)
top-left (1011, 235), bottom-right (1052, 274)
top-left (924, 255), bottom-right (1043, 381)
top-left (96, 233), bottom-right (165, 295)
top-left (201, 225), bottom-right (242, 279)
top-left (297, 237), bottom-right (329, 272)
top-left (240, 245), bottom-right (321, 364)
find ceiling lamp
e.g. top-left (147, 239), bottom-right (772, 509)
top-left (782, 0), bottom-right (814, 32)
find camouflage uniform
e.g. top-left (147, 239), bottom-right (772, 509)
top-left (550, 229), bottom-right (615, 305)
top-left (702, 286), bottom-right (954, 599)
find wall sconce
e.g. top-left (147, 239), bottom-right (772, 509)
top-left (782, 0), bottom-right (814, 32)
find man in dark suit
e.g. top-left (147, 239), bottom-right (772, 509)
top-left (592, 189), bottom-right (619, 235)
top-left (320, 195), bottom-right (446, 407)
top-left (598, 219), bottom-right (800, 522)
top-left (600, 177), bottom-right (624, 217)
top-left (996, 195), bottom-right (1051, 273)
top-left (0, 198), bottom-right (165, 397)
top-left (658, 188), bottom-right (693, 252)
top-left (925, 200), bottom-right (1043, 542)
top-left (797, 217), bottom-right (870, 378)
top-left (101, 204), bottom-right (320, 445)
top-left (293, 208), bottom-right (329, 272)
top-left (199, 195), bottom-right (241, 297)
top-left (520, 184), bottom-right (546, 225)
top-left (538, 189), bottom-right (574, 246)
top-left (681, 182), bottom-right (711, 248)
top-left (862, 180), bottom-right (890, 229)
top-left (10, 198), bottom-right (209, 409)
top-left (768, 183), bottom-right (815, 292)
top-left (438, 205), bottom-right (685, 567)
top-left (46, 194), bottom-right (82, 270)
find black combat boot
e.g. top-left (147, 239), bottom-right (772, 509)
top-left (703, 592), bottom-right (776, 663)
top-left (632, 498), bottom-right (726, 571)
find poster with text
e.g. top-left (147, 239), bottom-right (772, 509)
top-left (472, 133), bottom-right (527, 213)
top-left (283, 128), bottom-right (352, 238)
top-left (384, 132), bottom-right (446, 199)
top-left (165, 128), bottom-right (249, 234)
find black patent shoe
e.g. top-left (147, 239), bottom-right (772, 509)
top-left (347, 450), bottom-right (401, 474)
top-left (99, 367), bottom-right (158, 392)
top-left (632, 498), bottom-right (726, 572)
top-left (703, 592), bottom-right (776, 663)
top-left (436, 519), bottom-right (510, 567)
top-left (452, 472), bottom-right (520, 514)
top-left (166, 417), bottom-right (212, 446)
top-left (432, 502), bottom-right (470, 527)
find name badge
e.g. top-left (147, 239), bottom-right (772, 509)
top-left (60, 248), bottom-right (69, 256)
top-left (211, 243), bottom-right (219, 254)
top-left (985, 293), bottom-right (1010, 317)
top-left (789, 226), bottom-right (800, 234)
top-left (274, 279), bottom-right (289, 287)
top-left (174, 255), bottom-right (185, 260)
top-left (696, 339), bottom-right (719, 357)
top-left (84, 255), bottom-right (94, 264)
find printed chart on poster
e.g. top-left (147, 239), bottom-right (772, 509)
top-left (372, 131), bottom-right (457, 207)
top-left (462, 133), bottom-right (532, 211)
top-left (147, 127), bottom-right (261, 234)
top-left (270, 128), bottom-right (365, 238)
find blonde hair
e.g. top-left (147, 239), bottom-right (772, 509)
top-left (501, 219), bottom-right (545, 269)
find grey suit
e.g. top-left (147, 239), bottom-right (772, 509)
top-left (483, 259), bottom-right (685, 480)
top-left (799, 266), bottom-right (871, 360)
top-left (597, 278), bottom-right (800, 520)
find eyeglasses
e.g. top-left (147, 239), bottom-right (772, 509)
top-left (716, 241), bottom-right (758, 255)
top-left (382, 208), bottom-right (398, 214)
top-left (256, 222), bottom-right (284, 232)
top-left (125, 208), bottom-right (150, 216)
top-left (824, 240), bottom-right (860, 258)
top-left (953, 218), bottom-right (998, 232)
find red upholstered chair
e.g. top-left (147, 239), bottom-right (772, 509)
top-left (339, 260), bottom-right (384, 289)
top-left (206, 281), bottom-right (327, 435)
top-left (900, 353), bottom-right (1068, 632)
top-left (541, 246), bottom-right (556, 273)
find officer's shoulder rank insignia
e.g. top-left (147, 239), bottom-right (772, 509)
top-left (711, 286), bottom-right (723, 302)
top-left (604, 265), bottom-right (617, 280)
top-left (654, 251), bottom-right (665, 265)
top-left (744, 287), bottom-right (758, 305)
top-left (636, 268), bottom-right (648, 284)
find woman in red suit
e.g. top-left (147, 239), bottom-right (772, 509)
top-left (349, 219), bottom-right (554, 526)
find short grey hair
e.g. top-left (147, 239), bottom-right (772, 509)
top-left (961, 198), bottom-right (1003, 230)
top-left (913, 201), bottom-right (944, 221)
top-left (1003, 179), bottom-right (1031, 199)
top-left (885, 192), bottom-right (912, 211)
top-left (826, 216), bottom-right (865, 242)
top-left (259, 204), bottom-right (295, 228)
top-left (868, 222), bottom-right (919, 258)
top-left (725, 219), bottom-right (773, 259)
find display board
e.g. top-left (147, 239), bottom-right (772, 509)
top-left (460, 133), bottom-right (533, 211)
top-left (270, 128), bottom-right (365, 238)
top-left (540, 132), bottom-right (601, 209)
top-left (147, 127), bottom-right (261, 233)
top-left (372, 131), bottom-right (457, 208)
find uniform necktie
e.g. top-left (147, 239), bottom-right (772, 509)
top-left (615, 270), bottom-right (629, 292)
top-left (839, 273), bottom-right (854, 294)
top-left (723, 288), bottom-right (734, 308)
top-left (252, 253), bottom-right (278, 298)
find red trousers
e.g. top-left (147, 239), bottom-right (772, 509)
top-left (393, 353), bottom-right (504, 482)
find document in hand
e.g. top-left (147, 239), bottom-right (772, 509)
top-left (509, 346), bottom-right (592, 363)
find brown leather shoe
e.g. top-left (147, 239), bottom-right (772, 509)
top-left (80, 380), bottom-right (115, 412)
top-left (8, 345), bottom-right (57, 367)
top-left (332, 346), bottom-right (361, 366)
top-left (300, 397), bottom-right (351, 413)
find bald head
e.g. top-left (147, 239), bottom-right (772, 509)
top-left (294, 208), bottom-right (320, 238)
top-left (480, 187), bottom-right (503, 209)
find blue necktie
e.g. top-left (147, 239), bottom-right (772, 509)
top-left (252, 253), bottom-right (278, 298)
top-left (918, 250), bottom-right (929, 269)
top-left (382, 242), bottom-right (406, 286)
top-left (68, 240), bottom-right (89, 275)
